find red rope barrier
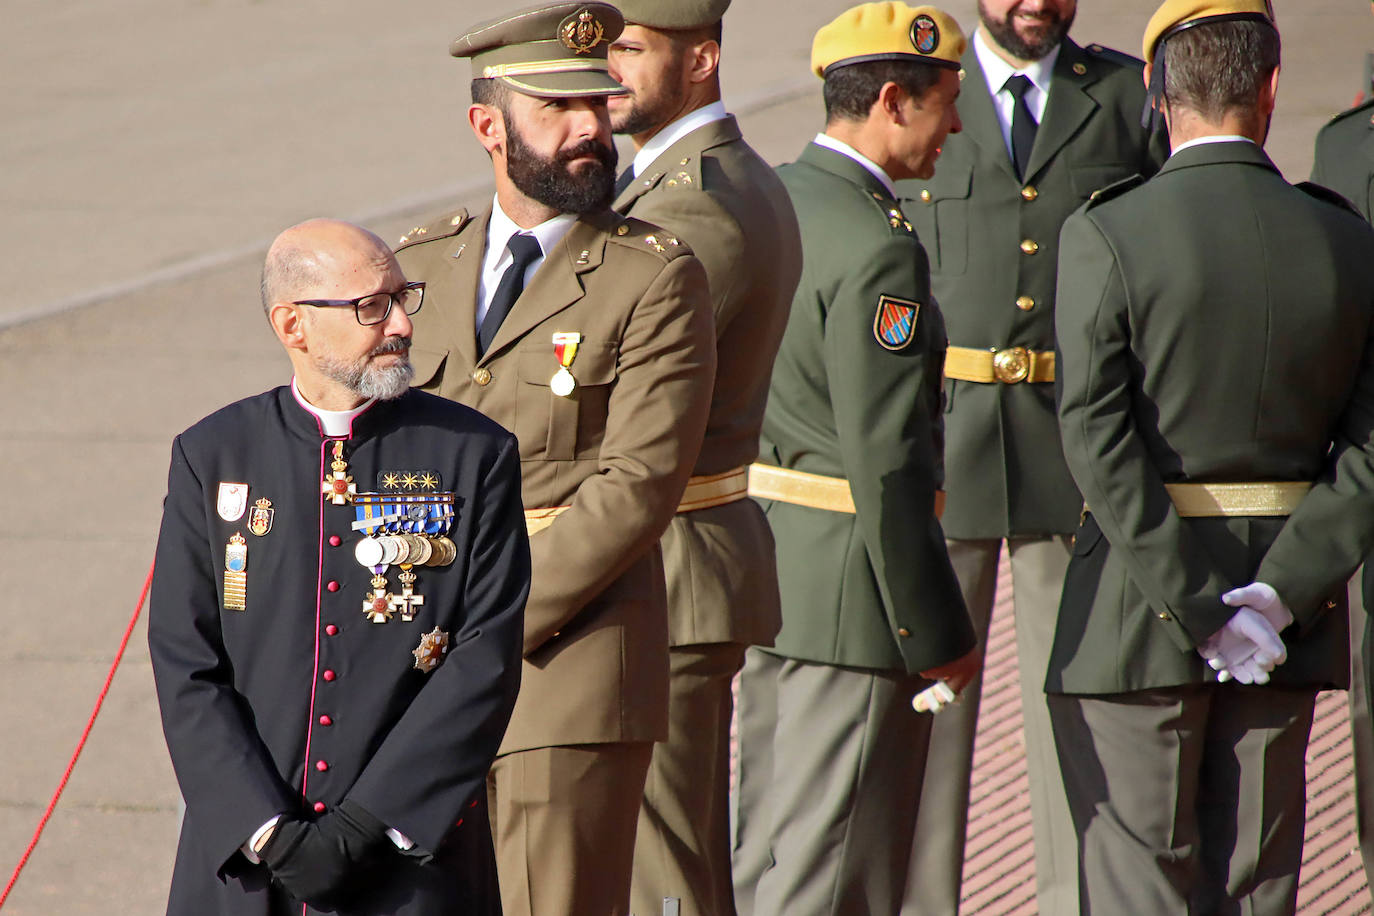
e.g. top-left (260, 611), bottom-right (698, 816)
top-left (0, 559), bottom-right (155, 911)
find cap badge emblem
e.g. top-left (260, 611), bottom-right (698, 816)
top-left (911, 14), bottom-right (940, 55)
top-left (560, 9), bottom-right (605, 55)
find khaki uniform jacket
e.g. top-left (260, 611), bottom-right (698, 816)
top-left (899, 39), bottom-right (1168, 539)
top-left (614, 114), bottom-right (802, 648)
top-left (396, 207), bottom-right (716, 753)
top-left (1050, 141), bottom-right (1374, 695)
top-left (1312, 97), bottom-right (1374, 220)
top-left (758, 142), bottom-right (975, 675)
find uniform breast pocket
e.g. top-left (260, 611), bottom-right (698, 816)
top-left (409, 346), bottom-right (448, 391)
top-left (902, 163), bottom-right (971, 276)
top-left (515, 344), bottom-right (618, 460)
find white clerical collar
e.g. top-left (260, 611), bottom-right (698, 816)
top-left (631, 100), bottom-right (729, 177)
top-left (487, 196), bottom-right (578, 258)
top-left (1170, 135), bottom-right (1256, 156)
top-left (974, 27), bottom-right (1060, 102)
top-left (292, 378), bottom-right (375, 437)
top-left (812, 133), bottom-right (897, 198)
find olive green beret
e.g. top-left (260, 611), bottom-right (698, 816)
top-left (452, 2), bottom-right (627, 97)
top-left (1142, 0), bottom-right (1275, 65)
top-left (611, 0), bottom-right (730, 30)
top-left (812, 2), bottom-right (965, 78)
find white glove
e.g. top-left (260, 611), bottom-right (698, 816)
top-left (1198, 606), bottom-right (1287, 685)
top-left (913, 680), bottom-right (956, 714)
top-left (1221, 582), bottom-right (1294, 634)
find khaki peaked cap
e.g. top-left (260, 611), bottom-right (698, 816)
top-left (611, 0), bottom-right (730, 30)
top-left (453, 2), bottom-right (627, 97)
top-left (812, 2), bottom-right (965, 78)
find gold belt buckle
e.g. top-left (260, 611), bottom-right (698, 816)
top-left (992, 347), bottom-right (1030, 384)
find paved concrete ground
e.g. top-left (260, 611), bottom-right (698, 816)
top-left (1, 1), bottom-right (1369, 913)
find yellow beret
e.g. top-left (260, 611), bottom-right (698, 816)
top-left (1142, 0), bottom-right (1275, 65)
top-left (811, 2), bottom-right (965, 78)
top-left (452, 2), bottom-right (627, 97)
top-left (611, 0), bottom-right (730, 30)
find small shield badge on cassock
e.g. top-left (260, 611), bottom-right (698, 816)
top-left (874, 295), bottom-right (921, 351)
top-left (218, 482), bottom-right (248, 521)
top-left (248, 498), bottom-right (274, 536)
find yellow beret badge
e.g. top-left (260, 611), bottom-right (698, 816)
top-left (912, 14), bottom-right (940, 54)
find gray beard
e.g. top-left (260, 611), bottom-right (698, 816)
top-left (317, 339), bottom-right (414, 401)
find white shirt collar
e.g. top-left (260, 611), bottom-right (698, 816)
top-left (478, 196), bottom-right (578, 330)
top-left (974, 27), bottom-right (1060, 105)
top-left (291, 378), bottom-right (375, 437)
top-left (812, 133), bottom-right (897, 198)
top-left (1170, 135), bottom-right (1256, 156)
top-left (631, 101), bottom-right (729, 178)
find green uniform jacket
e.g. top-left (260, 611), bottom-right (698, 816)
top-left (758, 142), bottom-right (975, 675)
top-left (898, 39), bottom-right (1168, 539)
top-left (1050, 141), bottom-right (1374, 695)
top-left (614, 115), bottom-right (803, 648)
top-left (1312, 98), bottom-right (1374, 221)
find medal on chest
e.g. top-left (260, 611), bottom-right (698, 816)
top-left (223, 532), bottom-right (248, 611)
top-left (322, 440), bottom-right (356, 505)
top-left (350, 471), bottom-right (457, 624)
top-left (550, 331), bottom-right (581, 397)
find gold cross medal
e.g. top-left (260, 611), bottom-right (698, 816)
top-left (224, 533), bottom-right (248, 611)
top-left (395, 567), bottom-right (424, 621)
top-left (322, 440), bottom-right (356, 505)
top-left (550, 331), bottom-right (581, 397)
top-left (363, 573), bottom-right (396, 624)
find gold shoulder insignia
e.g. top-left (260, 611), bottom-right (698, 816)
top-left (394, 209), bottom-right (470, 251)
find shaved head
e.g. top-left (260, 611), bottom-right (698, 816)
top-left (261, 218), bottom-right (393, 313)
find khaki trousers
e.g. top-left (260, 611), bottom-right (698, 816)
top-left (1346, 570), bottom-right (1374, 888)
top-left (631, 643), bottom-right (746, 916)
top-left (902, 536), bottom-right (1076, 916)
top-left (1048, 685), bottom-right (1316, 915)
top-left (733, 653), bottom-right (935, 916)
top-left (487, 742), bottom-right (653, 916)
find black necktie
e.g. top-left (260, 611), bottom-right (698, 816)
top-left (1006, 75), bottom-right (1038, 181)
top-left (478, 233), bottom-right (542, 356)
top-left (614, 167), bottom-right (636, 197)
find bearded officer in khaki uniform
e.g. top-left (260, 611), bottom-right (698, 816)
top-left (1049, 2), bottom-right (1374, 910)
top-left (601, 2), bottom-right (803, 915)
top-left (730, 6), bottom-right (979, 914)
top-left (893, 2), bottom-right (1167, 911)
top-left (393, 5), bottom-right (717, 915)
top-left (1311, 25), bottom-right (1374, 888)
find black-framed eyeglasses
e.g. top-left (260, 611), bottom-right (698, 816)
top-left (293, 281), bottom-right (425, 326)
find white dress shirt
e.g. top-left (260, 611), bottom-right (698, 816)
top-left (812, 132), bottom-right (898, 198)
top-left (630, 100), bottom-right (729, 178)
top-left (1170, 134), bottom-right (1255, 157)
top-left (974, 27), bottom-right (1061, 163)
top-left (477, 197), bottom-right (578, 331)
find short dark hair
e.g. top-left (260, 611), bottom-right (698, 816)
top-left (471, 78), bottom-right (512, 111)
top-left (665, 20), bottom-right (723, 51)
top-left (1162, 19), bottom-right (1280, 120)
top-left (822, 58), bottom-right (943, 124)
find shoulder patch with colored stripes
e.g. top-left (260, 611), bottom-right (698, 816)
top-left (874, 295), bottom-right (921, 351)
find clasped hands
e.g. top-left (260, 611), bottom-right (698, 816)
top-left (258, 800), bottom-right (391, 907)
top-left (1196, 582), bottom-right (1294, 685)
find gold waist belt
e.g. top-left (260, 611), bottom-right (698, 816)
top-left (523, 467), bottom-right (753, 536)
top-left (1164, 481), bottom-right (1312, 517)
top-left (677, 467), bottom-right (750, 513)
top-left (747, 464), bottom-right (946, 519)
top-left (945, 345), bottom-right (1055, 384)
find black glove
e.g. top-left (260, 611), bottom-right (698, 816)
top-left (259, 800), bottom-right (391, 907)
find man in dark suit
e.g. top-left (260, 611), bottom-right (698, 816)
top-left (1311, 24), bottom-right (1374, 886)
top-left (394, 4), bottom-right (717, 914)
top-left (1049, 2), bottom-right (1374, 910)
top-left (604, 2), bottom-right (803, 914)
top-left (895, 2), bottom-right (1166, 910)
top-left (149, 218), bottom-right (529, 915)
top-left (730, 5), bottom-right (979, 914)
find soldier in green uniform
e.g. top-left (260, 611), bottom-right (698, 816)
top-left (392, 4), bottom-right (718, 915)
top-left (1049, 1), bottom-right (1374, 910)
top-left (603, 2), bottom-right (804, 915)
top-left (730, 5), bottom-right (979, 914)
top-left (893, 1), bottom-right (1167, 910)
top-left (1311, 8), bottom-right (1374, 888)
